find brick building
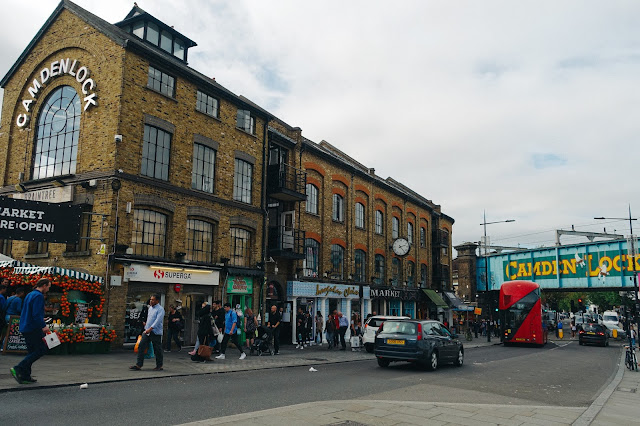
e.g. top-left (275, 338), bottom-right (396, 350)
top-left (0, 1), bottom-right (454, 347)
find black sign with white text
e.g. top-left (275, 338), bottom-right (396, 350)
top-left (0, 196), bottom-right (82, 243)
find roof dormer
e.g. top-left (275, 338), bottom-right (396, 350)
top-left (115, 4), bottom-right (197, 62)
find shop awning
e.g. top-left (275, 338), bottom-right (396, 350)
top-left (422, 289), bottom-right (448, 308)
top-left (443, 291), bottom-right (475, 311)
top-left (2, 261), bottom-right (103, 284)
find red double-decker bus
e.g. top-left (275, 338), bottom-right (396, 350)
top-left (499, 280), bottom-right (547, 345)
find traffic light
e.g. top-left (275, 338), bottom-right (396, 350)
top-left (571, 300), bottom-right (575, 313)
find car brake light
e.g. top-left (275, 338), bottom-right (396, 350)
top-left (579, 330), bottom-right (584, 334)
top-left (417, 323), bottom-right (422, 341)
top-left (597, 332), bottom-right (604, 336)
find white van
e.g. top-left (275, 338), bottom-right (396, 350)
top-left (601, 311), bottom-right (620, 328)
top-left (362, 315), bottom-right (409, 353)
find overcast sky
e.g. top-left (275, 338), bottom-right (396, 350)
top-left (2, 0), bottom-right (640, 253)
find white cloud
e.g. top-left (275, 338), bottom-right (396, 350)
top-left (2, 0), bottom-right (640, 252)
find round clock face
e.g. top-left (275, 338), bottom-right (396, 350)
top-left (392, 238), bottom-right (410, 256)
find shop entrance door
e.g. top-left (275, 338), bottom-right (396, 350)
top-left (183, 293), bottom-right (210, 346)
top-left (228, 294), bottom-right (252, 345)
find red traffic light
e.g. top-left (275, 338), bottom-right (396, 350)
top-left (578, 298), bottom-right (582, 303)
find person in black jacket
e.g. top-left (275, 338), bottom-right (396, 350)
top-left (165, 305), bottom-right (183, 352)
top-left (196, 302), bottom-right (213, 351)
top-left (212, 300), bottom-right (225, 352)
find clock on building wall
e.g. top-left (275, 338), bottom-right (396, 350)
top-left (392, 238), bottom-right (411, 256)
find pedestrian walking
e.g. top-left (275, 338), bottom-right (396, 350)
top-left (130, 293), bottom-right (164, 371)
top-left (571, 320), bottom-right (576, 338)
top-left (338, 312), bottom-right (349, 350)
top-left (216, 303), bottom-right (246, 360)
top-left (0, 280), bottom-right (8, 336)
top-left (296, 307), bottom-right (305, 349)
top-left (326, 315), bottom-right (336, 349)
top-left (473, 320), bottom-right (479, 338)
top-left (244, 307), bottom-right (258, 351)
top-left (315, 310), bottom-right (324, 344)
top-left (212, 300), bottom-right (225, 352)
top-left (165, 305), bottom-right (183, 352)
top-left (332, 310), bottom-right (340, 347)
top-left (304, 311), bottom-right (313, 346)
top-left (10, 278), bottom-right (52, 384)
top-left (266, 305), bottom-right (281, 355)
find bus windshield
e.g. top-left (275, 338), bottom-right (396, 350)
top-left (502, 290), bottom-right (539, 331)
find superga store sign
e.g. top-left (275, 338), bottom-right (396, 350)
top-left (124, 264), bottom-right (220, 286)
top-left (17, 58), bottom-right (98, 128)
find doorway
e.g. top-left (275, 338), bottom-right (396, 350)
top-left (183, 293), bottom-right (211, 346)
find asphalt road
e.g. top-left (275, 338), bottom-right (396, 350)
top-left (1, 340), bottom-right (622, 425)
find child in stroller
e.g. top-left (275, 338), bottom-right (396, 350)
top-left (250, 326), bottom-right (273, 356)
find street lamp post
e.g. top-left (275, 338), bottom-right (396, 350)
top-left (595, 205), bottom-right (639, 346)
top-left (481, 211), bottom-right (515, 343)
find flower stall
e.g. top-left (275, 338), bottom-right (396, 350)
top-left (0, 260), bottom-right (116, 354)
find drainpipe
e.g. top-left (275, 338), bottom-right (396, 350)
top-left (260, 119), bottom-right (269, 322)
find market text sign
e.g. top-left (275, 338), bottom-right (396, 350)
top-left (226, 276), bottom-right (253, 294)
top-left (0, 196), bottom-right (81, 243)
top-left (17, 58), bottom-right (98, 127)
top-left (124, 263), bottom-right (219, 286)
top-left (503, 252), bottom-right (640, 280)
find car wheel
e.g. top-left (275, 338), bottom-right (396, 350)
top-left (579, 341), bottom-right (583, 345)
top-left (365, 343), bottom-right (374, 353)
top-left (377, 358), bottom-right (390, 368)
top-left (426, 351), bottom-right (438, 371)
top-left (454, 349), bottom-right (464, 367)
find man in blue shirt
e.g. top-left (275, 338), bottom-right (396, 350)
top-left (10, 278), bottom-right (51, 385)
top-left (0, 279), bottom-right (8, 319)
top-left (5, 287), bottom-right (26, 321)
top-left (130, 294), bottom-right (164, 371)
top-left (215, 303), bottom-right (246, 360)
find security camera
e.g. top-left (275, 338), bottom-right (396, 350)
top-left (114, 134), bottom-right (123, 142)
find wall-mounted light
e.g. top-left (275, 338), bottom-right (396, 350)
top-left (175, 251), bottom-right (186, 258)
top-left (14, 183), bottom-right (26, 193)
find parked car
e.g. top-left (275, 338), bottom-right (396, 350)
top-left (374, 319), bottom-right (464, 370)
top-left (362, 315), bottom-right (409, 353)
top-left (578, 323), bottom-right (609, 347)
top-left (603, 323), bottom-right (627, 340)
top-left (601, 311), bottom-right (620, 328)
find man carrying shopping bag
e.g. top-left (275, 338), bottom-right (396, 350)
top-left (130, 294), bottom-right (164, 371)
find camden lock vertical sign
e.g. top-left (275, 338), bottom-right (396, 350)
top-left (0, 196), bottom-right (82, 243)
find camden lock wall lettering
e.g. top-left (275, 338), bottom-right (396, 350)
top-left (17, 58), bottom-right (98, 128)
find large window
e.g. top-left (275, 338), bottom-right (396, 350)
top-left (27, 241), bottom-right (48, 255)
top-left (66, 209), bottom-right (91, 253)
top-left (192, 143), bottom-right (216, 193)
top-left (330, 244), bottom-right (344, 279)
top-left (355, 203), bottom-right (365, 229)
top-left (233, 159), bottom-right (253, 203)
top-left (375, 210), bottom-right (384, 235)
top-left (187, 219), bottom-right (215, 263)
top-left (141, 124), bottom-right (171, 181)
top-left (392, 217), bottom-right (399, 239)
top-left (420, 226), bottom-right (427, 248)
top-left (230, 227), bottom-right (252, 266)
top-left (407, 261), bottom-right (416, 287)
top-left (354, 249), bottom-right (366, 282)
top-left (304, 239), bottom-right (320, 278)
top-left (32, 85), bottom-right (80, 179)
top-left (407, 222), bottom-right (414, 245)
top-left (332, 194), bottom-right (344, 222)
top-left (147, 66), bottom-right (175, 97)
top-left (196, 91), bottom-right (219, 117)
top-left (132, 209), bottom-right (167, 257)
top-left (420, 264), bottom-right (428, 288)
top-left (374, 254), bottom-right (385, 285)
top-left (391, 257), bottom-right (401, 286)
top-left (236, 109), bottom-right (255, 134)
top-left (306, 184), bottom-right (318, 214)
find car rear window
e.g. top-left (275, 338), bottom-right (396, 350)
top-left (603, 315), bottom-right (618, 322)
top-left (582, 324), bottom-right (603, 332)
top-left (380, 321), bottom-right (417, 335)
top-left (367, 318), bottom-right (387, 328)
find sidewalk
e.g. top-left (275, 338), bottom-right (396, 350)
top-left (0, 339), bottom-right (494, 392)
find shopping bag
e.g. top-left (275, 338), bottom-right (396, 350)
top-left (197, 337), bottom-right (213, 360)
top-left (350, 336), bottom-right (361, 348)
top-left (134, 335), bottom-right (142, 353)
top-left (44, 332), bottom-right (61, 349)
top-left (145, 339), bottom-right (155, 359)
top-left (217, 333), bottom-right (224, 343)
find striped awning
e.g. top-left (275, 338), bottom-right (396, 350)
top-left (2, 261), bottom-right (103, 284)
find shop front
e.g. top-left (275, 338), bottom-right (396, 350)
top-left (370, 286), bottom-right (422, 318)
top-left (123, 263), bottom-right (220, 346)
top-left (225, 272), bottom-right (257, 344)
top-left (287, 281), bottom-right (371, 344)
top-left (421, 289), bottom-right (449, 323)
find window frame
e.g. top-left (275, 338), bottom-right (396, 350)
top-left (407, 261), bottom-right (416, 287)
top-left (304, 238), bottom-right (320, 278)
top-left (147, 65), bottom-right (176, 98)
top-left (374, 254), bottom-right (385, 285)
top-left (420, 226), bottom-right (427, 248)
top-left (392, 217), bottom-right (399, 239)
top-left (186, 218), bottom-right (215, 263)
top-left (191, 142), bottom-right (216, 194)
top-left (375, 210), bottom-right (384, 235)
top-left (391, 257), bottom-right (401, 286)
top-left (65, 209), bottom-right (92, 253)
top-left (354, 249), bottom-right (366, 282)
top-left (407, 222), bottom-right (414, 245)
top-left (420, 263), bottom-right (428, 288)
top-left (236, 109), bottom-right (256, 135)
top-left (330, 244), bottom-right (344, 279)
top-left (355, 202), bottom-right (365, 229)
top-left (233, 158), bottom-right (253, 204)
top-left (131, 208), bottom-right (168, 258)
top-left (141, 124), bottom-right (172, 181)
top-left (196, 90), bottom-right (219, 118)
top-left (229, 227), bottom-right (252, 267)
top-left (332, 194), bottom-right (344, 222)
top-left (305, 183), bottom-right (319, 215)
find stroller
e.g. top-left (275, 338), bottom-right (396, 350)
top-left (250, 326), bottom-right (273, 356)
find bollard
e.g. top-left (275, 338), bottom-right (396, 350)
top-left (558, 329), bottom-right (563, 339)
top-left (613, 329), bottom-right (617, 339)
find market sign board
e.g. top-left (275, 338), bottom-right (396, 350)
top-left (2, 316), bottom-right (27, 354)
top-left (287, 281), bottom-right (371, 299)
top-left (124, 263), bottom-right (219, 286)
top-left (0, 196), bottom-right (81, 243)
top-left (477, 239), bottom-right (640, 291)
top-left (13, 186), bottom-right (74, 203)
top-left (226, 276), bottom-right (253, 294)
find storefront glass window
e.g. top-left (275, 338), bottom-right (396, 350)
top-left (304, 238), bottom-right (319, 277)
top-left (132, 209), bottom-right (167, 257)
top-left (330, 244), bottom-right (344, 279)
top-left (354, 249), bottom-right (366, 282)
top-left (230, 227), bottom-right (251, 266)
top-left (389, 300), bottom-right (401, 316)
top-left (187, 219), bottom-right (214, 263)
top-left (374, 254), bottom-right (385, 285)
top-left (32, 85), bottom-right (81, 179)
top-left (124, 293), bottom-right (156, 343)
top-left (404, 302), bottom-right (415, 318)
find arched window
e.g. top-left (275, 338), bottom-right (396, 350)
top-left (354, 249), bottom-right (366, 282)
top-left (392, 217), bottom-right (399, 239)
top-left (332, 194), bottom-right (344, 222)
top-left (374, 254), bottom-right (385, 285)
top-left (407, 261), bottom-right (416, 287)
top-left (304, 238), bottom-right (320, 277)
top-left (420, 226), bottom-right (427, 248)
top-left (32, 85), bottom-right (81, 179)
top-left (355, 202), bottom-right (365, 229)
top-left (420, 264), bottom-right (428, 288)
top-left (306, 184), bottom-right (318, 214)
top-left (132, 209), bottom-right (167, 257)
top-left (407, 222), bottom-right (414, 245)
top-left (187, 219), bottom-right (215, 263)
top-left (330, 244), bottom-right (344, 279)
top-left (392, 257), bottom-right (401, 286)
top-left (375, 210), bottom-right (384, 234)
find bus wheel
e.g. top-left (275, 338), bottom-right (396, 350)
top-left (426, 351), bottom-right (439, 371)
